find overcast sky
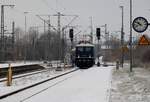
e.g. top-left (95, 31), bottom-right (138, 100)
top-left (1, 0), bottom-right (150, 40)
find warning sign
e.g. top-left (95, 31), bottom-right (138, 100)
top-left (138, 35), bottom-right (150, 45)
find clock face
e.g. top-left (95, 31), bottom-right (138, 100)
top-left (132, 17), bottom-right (148, 33)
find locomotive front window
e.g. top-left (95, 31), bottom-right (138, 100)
top-left (85, 47), bottom-right (92, 52)
top-left (76, 46), bottom-right (94, 58)
top-left (77, 47), bottom-right (84, 52)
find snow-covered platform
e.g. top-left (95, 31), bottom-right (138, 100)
top-left (110, 65), bottom-right (150, 102)
top-left (1, 66), bottom-right (113, 102)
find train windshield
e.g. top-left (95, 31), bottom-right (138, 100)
top-left (76, 47), bottom-right (93, 52)
top-left (85, 47), bottom-right (92, 52)
top-left (76, 46), bottom-right (94, 57)
top-left (77, 47), bottom-right (84, 52)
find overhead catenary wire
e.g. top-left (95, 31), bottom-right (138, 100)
top-left (40, 0), bottom-right (58, 13)
top-left (36, 15), bottom-right (57, 31)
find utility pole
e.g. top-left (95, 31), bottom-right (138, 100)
top-left (24, 12), bottom-right (27, 36)
top-left (1, 5), bottom-right (5, 61)
top-left (107, 31), bottom-right (110, 49)
top-left (105, 24), bottom-right (109, 49)
top-left (12, 22), bottom-right (15, 47)
top-left (0, 5), bottom-right (14, 61)
top-left (101, 24), bottom-right (108, 48)
top-left (101, 24), bottom-right (108, 64)
top-left (120, 6), bottom-right (124, 68)
top-left (44, 20), bottom-right (46, 34)
top-left (130, 0), bottom-right (133, 72)
top-left (57, 12), bottom-right (61, 38)
top-left (12, 21), bottom-right (15, 60)
top-left (48, 16), bottom-right (51, 60)
top-left (90, 17), bottom-right (93, 44)
top-left (57, 12), bottom-right (61, 61)
top-left (24, 11), bottom-right (29, 62)
top-left (48, 16), bottom-right (51, 34)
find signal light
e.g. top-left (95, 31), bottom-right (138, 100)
top-left (69, 29), bottom-right (74, 41)
top-left (96, 28), bottom-right (101, 40)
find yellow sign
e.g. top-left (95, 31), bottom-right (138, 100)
top-left (138, 35), bottom-right (150, 45)
top-left (123, 46), bottom-right (129, 52)
top-left (121, 46), bottom-right (129, 53)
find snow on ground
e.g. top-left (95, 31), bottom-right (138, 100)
top-left (110, 65), bottom-right (150, 102)
top-left (0, 67), bottom-right (76, 97)
top-left (0, 69), bottom-right (48, 82)
top-left (1, 66), bottom-right (113, 102)
top-left (23, 66), bottom-right (113, 102)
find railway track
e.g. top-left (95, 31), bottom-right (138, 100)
top-left (0, 69), bottom-right (50, 82)
top-left (0, 68), bottom-right (79, 99)
top-left (0, 64), bottom-right (45, 78)
top-left (0, 65), bottom-right (73, 82)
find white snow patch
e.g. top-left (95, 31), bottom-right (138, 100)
top-left (110, 65), bottom-right (150, 102)
top-left (1, 66), bottom-right (113, 102)
top-left (23, 66), bottom-right (113, 102)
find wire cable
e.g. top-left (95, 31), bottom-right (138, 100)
top-left (40, 0), bottom-right (57, 13)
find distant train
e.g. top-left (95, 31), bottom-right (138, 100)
top-left (74, 42), bottom-right (95, 68)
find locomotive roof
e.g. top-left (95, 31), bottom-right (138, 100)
top-left (76, 43), bottom-right (94, 47)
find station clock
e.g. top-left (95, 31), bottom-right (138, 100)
top-left (132, 17), bottom-right (149, 33)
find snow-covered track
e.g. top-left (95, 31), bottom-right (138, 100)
top-left (0, 69), bottom-right (50, 82)
top-left (0, 64), bottom-right (45, 78)
top-left (0, 68), bottom-right (79, 99)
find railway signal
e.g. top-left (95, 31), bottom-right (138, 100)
top-left (69, 29), bottom-right (74, 66)
top-left (96, 28), bottom-right (101, 40)
top-left (96, 28), bottom-right (101, 66)
top-left (69, 29), bottom-right (74, 42)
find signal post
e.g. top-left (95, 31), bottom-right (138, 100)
top-left (96, 28), bottom-right (101, 66)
